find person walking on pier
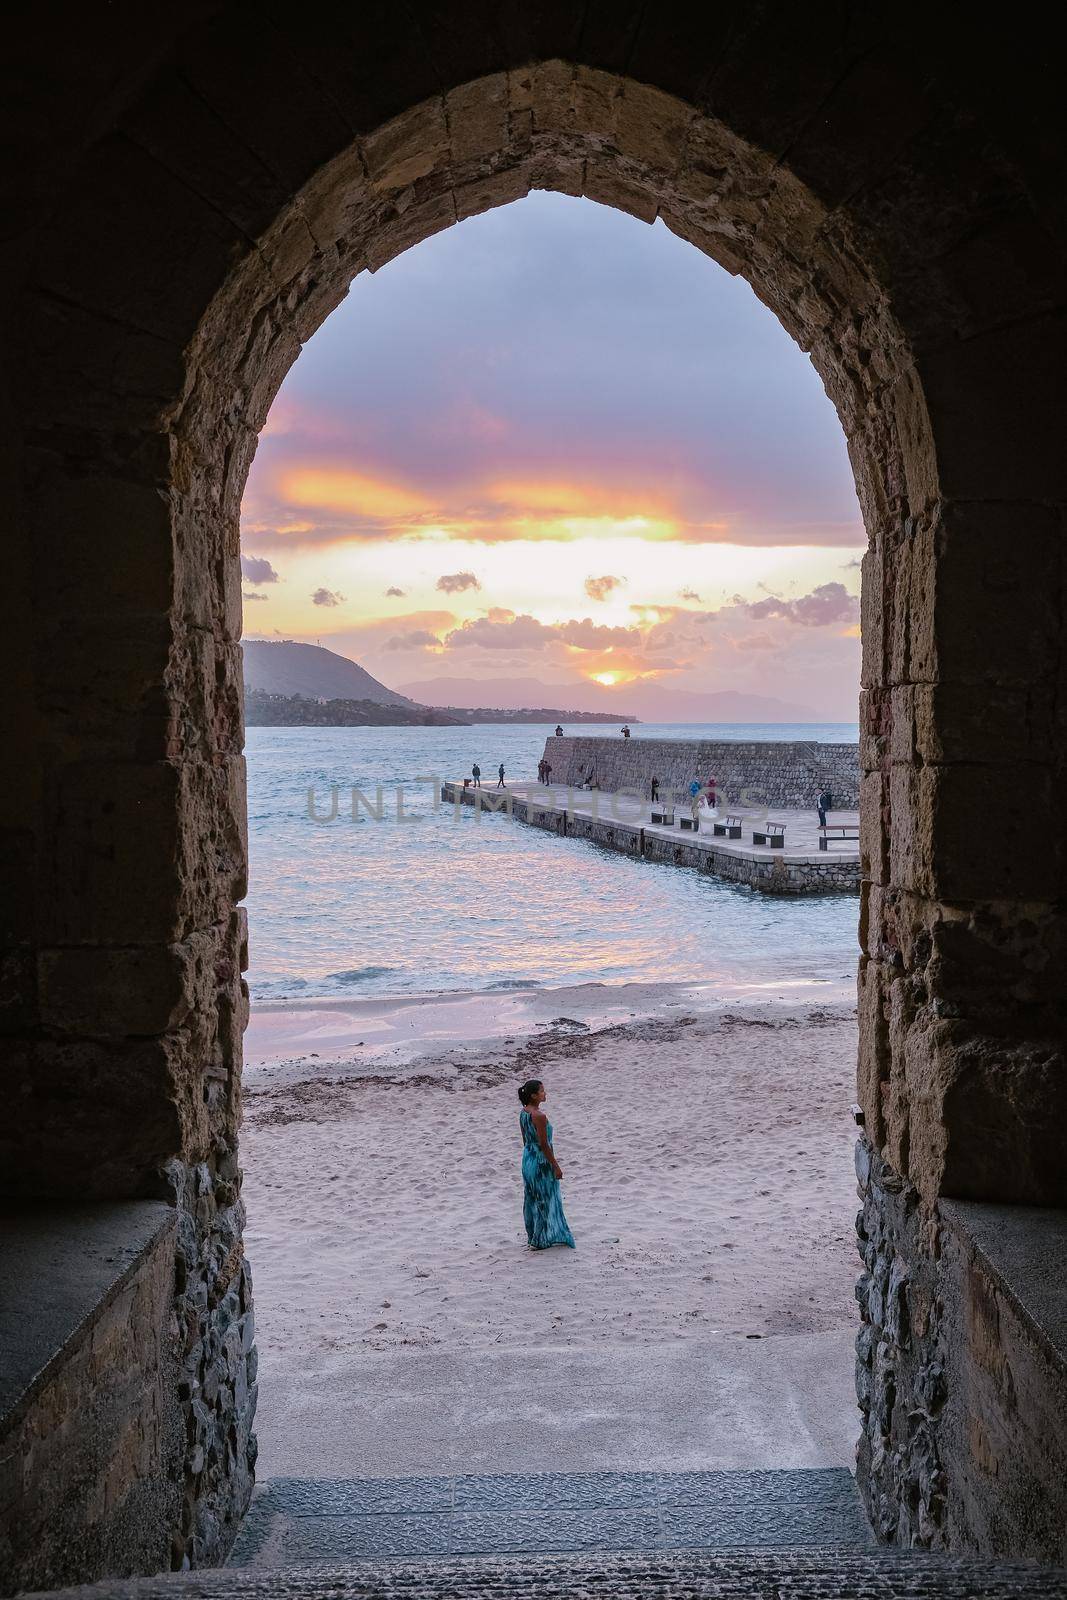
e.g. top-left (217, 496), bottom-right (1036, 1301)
top-left (472, 762), bottom-right (481, 788)
top-left (497, 762), bottom-right (506, 788)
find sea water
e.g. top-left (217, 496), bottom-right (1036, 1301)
top-left (245, 722), bottom-right (860, 1002)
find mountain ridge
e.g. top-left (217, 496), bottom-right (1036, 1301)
top-left (399, 674), bottom-right (822, 723)
top-left (242, 639), bottom-right (413, 706)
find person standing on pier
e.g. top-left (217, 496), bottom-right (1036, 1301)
top-left (497, 762), bottom-right (507, 788)
top-left (817, 787), bottom-right (833, 828)
top-left (472, 762), bottom-right (481, 788)
top-left (650, 775), bottom-right (659, 802)
top-left (555, 724), bottom-right (563, 737)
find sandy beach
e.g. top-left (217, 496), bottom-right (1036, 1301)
top-left (241, 983), bottom-right (862, 1478)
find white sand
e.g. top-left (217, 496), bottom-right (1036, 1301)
top-left (241, 989), bottom-right (860, 1366)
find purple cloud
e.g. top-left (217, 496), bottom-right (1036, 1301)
top-left (384, 629), bottom-right (441, 651)
top-left (312, 587), bottom-right (346, 607)
top-left (385, 585), bottom-right (406, 597)
top-left (747, 582), bottom-right (857, 627)
top-left (241, 554), bottom-right (280, 584)
top-left (436, 571), bottom-right (481, 594)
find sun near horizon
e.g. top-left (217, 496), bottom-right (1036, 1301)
top-left (241, 192), bottom-right (863, 721)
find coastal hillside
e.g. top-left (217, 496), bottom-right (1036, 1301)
top-left (245, 689), bottom-right (636, 727)
top-left (243, 639), bottom-right (414, 706)
top-left (244, 690), bottom-right (465, 727)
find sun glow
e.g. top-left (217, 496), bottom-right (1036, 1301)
top-left (592, 671), bottom-right (621, 686)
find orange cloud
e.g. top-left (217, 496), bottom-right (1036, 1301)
top-left (278, 468), bottom-right (430, 521)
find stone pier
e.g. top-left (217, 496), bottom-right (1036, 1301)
top-left (441, 781), bottom-right (860, 896)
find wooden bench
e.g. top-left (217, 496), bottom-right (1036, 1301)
top-left (679, 815), bottom-right (700, 831)
top-left (712, 814), bottom-right (742, 839)
top-left (752, 823), bottom-right (787, 849)
top-left (819, 824), bottom-right (859, 851)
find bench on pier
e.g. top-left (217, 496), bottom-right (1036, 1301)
top-left (752, 823), bottom-right (787, 849)
top-left (713, 815), bottom-right (743, 839)
top-left (679, 814), bottom-right (700, 831)
top-left (819, 824), bottom-right (859, 851)
top-left (650, 806), bottom-right (675, 825)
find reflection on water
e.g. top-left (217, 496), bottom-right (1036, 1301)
top-left (245, 723), bottom-right (860, 1001)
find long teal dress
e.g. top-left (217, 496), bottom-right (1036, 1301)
top-left (519, 1109), bottom-right (576, 1249)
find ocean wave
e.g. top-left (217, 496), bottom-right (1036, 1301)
top-left (325, 965), bottom-right (398, 984)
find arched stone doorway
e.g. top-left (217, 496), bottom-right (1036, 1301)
top-left (2, 9), bottom-right (1064, 1586)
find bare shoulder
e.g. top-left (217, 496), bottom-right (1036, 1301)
top-left (530, 1107), bottom-right (548, 1127)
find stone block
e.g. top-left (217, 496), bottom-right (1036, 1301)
top-left (929, 764), bottom-right (1058, 903)
top-left (0, 1034), bottom-right (190, 1196)
top-left (30, 471), bottom-right (175, 616)
top-left (38, 932), bottom-right (218, 1037)
top-left (929, 501), bottom-right (1061, 690)
top-left (454, 166), bottom-right (532, 223)
top-left (362, 98), bottom-right (450, 193)
top-left (582, 164), bottom-right (659, 223)
top-left (446, 74), bottom-right (509, 163)
top-left (41, 762), bottom-right (187, 945)
top-left (919, 314), bottom-right (1067, 503)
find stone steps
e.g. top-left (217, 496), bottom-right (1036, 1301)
top-left (228, 1469), bottom-right (873, 1567)
top-left (33, 1549), bottom-right (1067, 1598)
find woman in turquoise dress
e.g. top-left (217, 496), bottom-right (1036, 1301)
top-left (517, 1079), bottom-right (575, 1250)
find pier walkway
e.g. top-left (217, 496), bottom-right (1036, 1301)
top-left (441, 781), bottom-right (860, 896)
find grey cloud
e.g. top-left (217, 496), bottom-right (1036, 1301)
top-left (384, 629), bottom-right (441, 651)
top-left (241, 555), bottom-right (280, 584)
top-left (747, 582), bottom-right (858, 628)
top-left (436, 571), bottom-right (481, 594)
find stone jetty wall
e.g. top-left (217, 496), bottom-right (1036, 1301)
top-left (540, 736), bottom-right (860, 809)
top-left (441, 784), bottom-right (859, 895)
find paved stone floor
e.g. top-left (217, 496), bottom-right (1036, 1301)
top-left (253, 1334), bottom-right (861, 1483)
top-left (229, 1468), bottom-right (872, 1566)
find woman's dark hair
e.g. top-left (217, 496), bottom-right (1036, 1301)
top-left (518, 1079), bottom-right (543, 1106)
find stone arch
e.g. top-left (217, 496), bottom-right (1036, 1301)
top-left (2, 10), bottom-right (1065, 1577)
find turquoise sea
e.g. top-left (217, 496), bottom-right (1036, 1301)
top-left (244, 722), bottom-right (860, 1002)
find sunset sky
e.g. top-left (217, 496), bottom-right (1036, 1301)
top-left (241, 192), bottom-right (864, 720)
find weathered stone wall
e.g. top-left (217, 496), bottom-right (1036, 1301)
top-left (856, 1139), bottom-right (949, 1549)
top-left (541, 736), bottom-right (860, 810)
top-left (0, 1212), bottom-right (182, 1596)
top-left (856, 1140), bottom-right (1067, 1565)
